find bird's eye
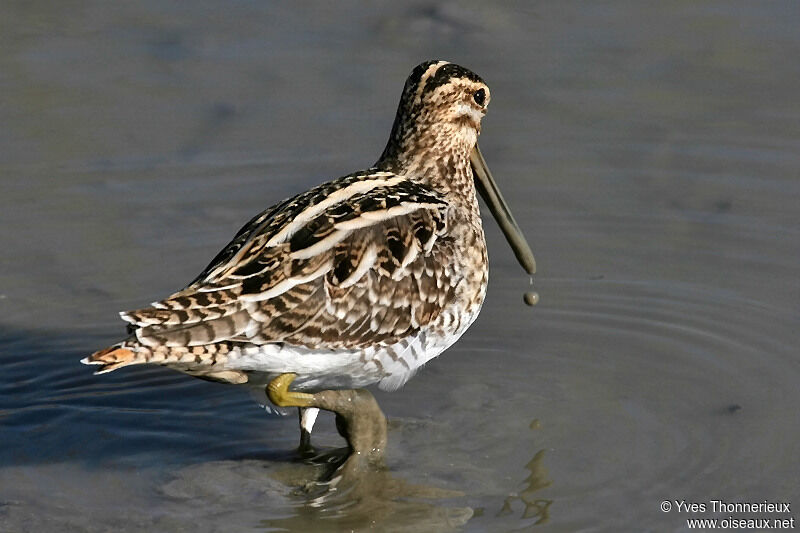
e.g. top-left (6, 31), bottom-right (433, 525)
top-left (473, 88), bottom-right (486, 106)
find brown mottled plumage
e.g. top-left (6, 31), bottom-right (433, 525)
top-left (83, 60), bottom-right (535, 441)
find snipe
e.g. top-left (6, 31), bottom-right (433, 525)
top-left (83, 60), bottom-right (536, 449)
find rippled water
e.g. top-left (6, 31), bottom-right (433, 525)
top-left (2, 2), bottom-right (799, 531)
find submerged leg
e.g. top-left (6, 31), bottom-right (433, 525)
top-left (266, 374), bottom-right (387, 471)
top-left (267, 373), bottom-right (314, 408)
top-left (298, 407), bottom-right (320, 453)
top-left (313, 389), bottom-right (387, 473)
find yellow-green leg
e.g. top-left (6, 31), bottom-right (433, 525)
top-left (267, 373), bottom-right (315, 408)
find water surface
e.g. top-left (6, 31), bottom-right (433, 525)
top-left (1, 2), bottom-right (799, 531)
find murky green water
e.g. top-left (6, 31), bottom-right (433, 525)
top-left (2, 2), bottom-right (799, 531)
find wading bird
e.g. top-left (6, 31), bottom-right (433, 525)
top-left (83, 60), bottom-right (536, 450)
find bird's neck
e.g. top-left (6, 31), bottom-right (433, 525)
top-left (378, 121), bottom-right (479, 206)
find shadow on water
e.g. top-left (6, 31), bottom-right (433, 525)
top-left (0, 324), bottom-right (293, 468)
top-left (0, 324), bottom-right (497, 531)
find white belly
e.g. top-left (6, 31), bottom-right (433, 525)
top-left (224, 303), bottom-right (481, 392)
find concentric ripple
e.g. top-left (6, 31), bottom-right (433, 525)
top-left (414, 277), bottom-right (800, 531)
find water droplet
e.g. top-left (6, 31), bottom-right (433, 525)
top-left (523, 291), bottom-right (539, 306)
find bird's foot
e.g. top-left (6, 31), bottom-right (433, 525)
top-left (267, 373), bottom-right (315, 408)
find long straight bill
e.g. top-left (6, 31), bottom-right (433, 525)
top-left (471, 144), bottom-right (536, 275)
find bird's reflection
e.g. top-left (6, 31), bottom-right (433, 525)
top-left (497, 419), bottom-right (553, 526)
top-left (161, 396), bottom-right (555, 530)
top-left (260, 388), bottom-right (473, 531)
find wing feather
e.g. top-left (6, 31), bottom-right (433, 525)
top-left (121, 171), bottom-right (451, 353)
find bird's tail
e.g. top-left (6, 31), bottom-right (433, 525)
top-left (81, 339), bottom-right (248, 383)
top-left (81, 339), bottom-right (149, 374)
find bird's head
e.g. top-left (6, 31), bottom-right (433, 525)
top-left (410, 61), bottom-right (490, 134)
top-left (380, 61), bottom-right (491, 163)
top-left (379, 61), bottom-right (536, 276)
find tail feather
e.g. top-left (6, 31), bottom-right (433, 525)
top-left (81, 343), bottom-right (142, 374)
top-left (81, 339), bottom-right (244, 382)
